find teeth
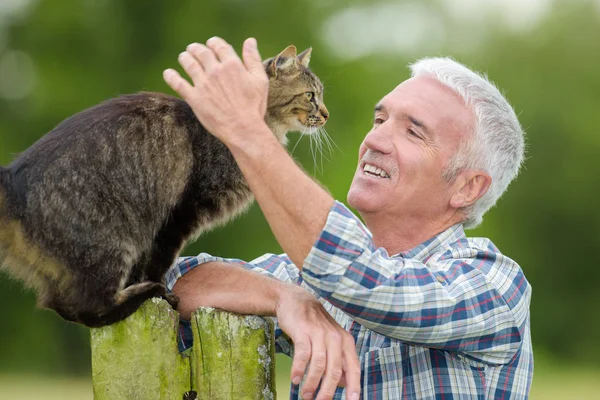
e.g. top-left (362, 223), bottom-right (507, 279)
top-left (362, 163), bottom-right (389, 178)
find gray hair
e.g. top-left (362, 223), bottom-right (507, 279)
top-left (409, 57), bottom-right (525, 228)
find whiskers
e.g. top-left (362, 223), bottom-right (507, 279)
top-left (291, 125), bottom-right (340, 175)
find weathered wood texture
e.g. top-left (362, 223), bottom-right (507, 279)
top-left (90, 298), bottom-right (275, 400)
top-left (191, 308), bottom-right (276, 400)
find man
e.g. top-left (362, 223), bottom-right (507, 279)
top-left (163, 37), bottom-right (532, 400)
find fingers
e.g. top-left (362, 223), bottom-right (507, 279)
top-left (242, 37), bottom-right (265, 75)
top-left (291, 334), bottom-right (311, 386)
top-left (342, 334), bottom-right (362, 400)
top-left (162, 68), bottom-right (195, 103)
top-left (186, 42), bottom-right (218, 72)
top-left (315, 332), bottom-right (343, 400)
top-left (302, 333), bottom-right (327, 400)
top-left (206, 36), bottom-right (239, 63)
top-left (167, 38), bottom-right (260, 91)
top-left (174, 51), bottom-right (205, 90)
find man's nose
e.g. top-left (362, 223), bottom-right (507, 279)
top-left (363, 126), bottom-right (393, 154)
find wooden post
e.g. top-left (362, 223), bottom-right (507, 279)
top-left (91, 298), bottom-right (191, 399)
top-left (90, 298), bottom-right (276, 400)
top-left (190, 308), bottom-right (276, 400)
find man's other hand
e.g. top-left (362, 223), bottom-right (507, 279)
top-left (276, 286), bottom-right (361, 400)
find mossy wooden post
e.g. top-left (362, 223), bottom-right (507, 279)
top-left (90, 298), bottom-right (276, 400)
top-left (190, 308), bottom-right (276, 399)
top-left (90, 298), bottom-right (190, 399)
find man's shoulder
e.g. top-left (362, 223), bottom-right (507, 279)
top-left (432, 234), bottom-right (526, 278)
top-left (433, 234), bottom-right (531, 305)
top-left (437, 234), bottom-right (504, 260)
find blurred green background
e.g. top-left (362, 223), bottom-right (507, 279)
top-left (0, 0), bottom-right (599, 398)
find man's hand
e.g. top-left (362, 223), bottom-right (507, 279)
top-left (276, 286), bottom-right (361, 400)
top-left (163, 37), bottom-right (271, 148)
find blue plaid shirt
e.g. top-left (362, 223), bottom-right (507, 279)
top-left (166, 201), bottom-right (533, 399)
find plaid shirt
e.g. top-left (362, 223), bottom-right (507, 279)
top-left (166, 201), bottom-right (533, 399)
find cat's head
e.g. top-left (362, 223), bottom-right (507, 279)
top-left (263, 45), bottom-right (329, 143)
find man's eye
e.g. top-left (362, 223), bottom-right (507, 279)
top-left (408, 129), bottom-right (420, 138)
top-left (374, 118), bottom-right (385, 125)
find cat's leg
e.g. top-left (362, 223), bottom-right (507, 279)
top-left (143, 182), bottom-right (209, 284)
top-left (117, 279), bottom-right (178, 309)
top-left (145, 243), bottom-right (181, 283)
top-left (124, 251), bottom-right (152, 286)
top-left (140, 244), bottom-right (182, 310)
top-left (62, 254), bottom-right (171, 327)
top-left (75, 281), bottom-right (167, 327)
top-left (141, 207), bottom-right (204, 309)
top-left (79, 240), bottom-right (184, 327)
top-left (118, 241), bottom-right (182, 310)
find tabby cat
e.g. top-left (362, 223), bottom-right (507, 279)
top-left (0, 45), bottom-right (328, 327)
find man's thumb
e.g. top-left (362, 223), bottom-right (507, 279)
top-left (243, 38), bottom-right (264, 75)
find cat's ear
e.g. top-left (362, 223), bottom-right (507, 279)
top-left (297, 47), bottom-right (312, 68)
top-left (271, 45), bottom-right (298, 74)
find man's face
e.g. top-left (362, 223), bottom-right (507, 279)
top-left (347, 75), bottom-right (474, 222)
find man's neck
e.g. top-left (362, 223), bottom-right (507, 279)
top-left (362, 211), bottom-right (464, 255)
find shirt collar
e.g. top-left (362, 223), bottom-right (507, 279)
top-left (394, 223), bottom-right (466, 262)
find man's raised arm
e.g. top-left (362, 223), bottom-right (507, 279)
top-left (163, 37), bottom-right (334, 269)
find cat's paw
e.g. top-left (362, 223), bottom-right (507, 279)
top-left (162, 292), bottom-right (179, 310)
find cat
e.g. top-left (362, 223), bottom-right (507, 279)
top-left (0, 45), bottom-right (329, 328)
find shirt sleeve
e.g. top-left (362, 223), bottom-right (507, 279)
top-left (166, 252), bottom-right (298, 357)
top-left (301, 201), bottom-right (532, 365)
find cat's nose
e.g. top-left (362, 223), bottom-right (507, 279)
top-left (321, 109), bottom-right (329, 121)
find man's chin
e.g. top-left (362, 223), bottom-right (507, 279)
top-left (347, 188), bottom-right (381, 214)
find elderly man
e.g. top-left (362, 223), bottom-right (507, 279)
top-left (163, 37), bottom-right (532, 400)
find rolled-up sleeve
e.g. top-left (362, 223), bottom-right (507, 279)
top-left (301, 201), bottom-right (531, 365)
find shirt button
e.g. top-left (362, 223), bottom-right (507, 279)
top-left (436, 275), bottom-right (445, 284)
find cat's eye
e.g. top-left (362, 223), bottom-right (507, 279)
top-left (305, 92), bottom-right (314, 101)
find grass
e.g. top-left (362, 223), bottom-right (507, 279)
top-left (0, 374), bottom-right (92, 400)
top-left (0, 355), bottom-right (598, 399)
top-left (529, 359), bottom-right (600, 399)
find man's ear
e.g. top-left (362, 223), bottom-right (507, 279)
top-left (450, 170), bottom-right (491, 209)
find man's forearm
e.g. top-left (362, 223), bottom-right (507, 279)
top-left (228, 131), bottom-right (335, 269)
top-left (172, 261), bottom-right (287, 319)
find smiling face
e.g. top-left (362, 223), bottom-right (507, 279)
top-left (347, 75), bottom-right (475, 228)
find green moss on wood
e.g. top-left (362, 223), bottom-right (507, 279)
top-left (90, 300), bottom-right (276, 400)
top-left (191, 308), bottom-right (276, 400)
top-left (91, 298), bottom-right (190, 400)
